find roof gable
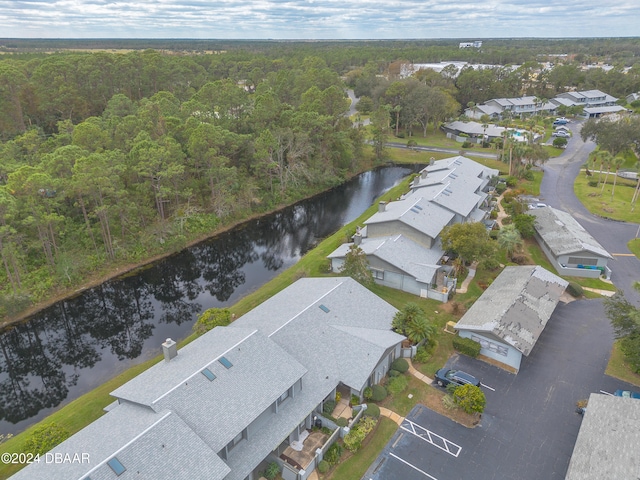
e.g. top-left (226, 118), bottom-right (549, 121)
top-left (455, 266), bottom-right (568, 355)
top-left (530, 207), bottom-right (612, 259)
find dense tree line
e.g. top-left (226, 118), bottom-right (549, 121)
top-left (0, 51), bottom-right (367, 317)
top-left (1, 40), bottom-right (639, 318)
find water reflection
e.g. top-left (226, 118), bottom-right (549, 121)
top-left (0, 165), bottom-right (416, 435)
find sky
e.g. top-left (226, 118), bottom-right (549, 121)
top-left (0, 0), bottom-right (639, 39)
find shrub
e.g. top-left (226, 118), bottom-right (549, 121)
top-left (351, 394), bottom-right (360, 405)
top-left (391, 358), bottom-right (409, 373)
top-left (335, 391), bottom-right (341, 402)
top-left (387, 375), bottom-right (408, 395)
top-left (523, 170), bottom-right (534, 181)
top-left (365, 403), bottom-right (380, 418)
top-left (363, 386), bottom-right (373, 401)
top-left (452, 336), bottom-right (481, 357)
top-left (24, 423), bottom-right (70, 455)
top-left (511, 253), bottom-right (528, 264)
top-left (567, 282), bottom-right (584, 298)
top-left (336, 417), bottom-right (348, 427)
top-left (193, 308), bottom-right (232, 334)
top-left (388, 369), bottom-right (400, 378)
top-left (496, 183), bottom-right (507, 194)
top-left (452, 384), bottom-right (486, 414)
top-left (318, 460), bottom-right (330, 474)
top-left (461, 141), bottom-right (473, 148)
top-left (323, 400), bottom-right (336, 415)
top-left (264, 462), bottom-right (280, 480)
top-left (370, 384), bottom-right (387, 402)
top-left (344, 416), bottom-right (377, 452)
top-left (324, 442), bottom-right (343, 465)
top-left (588, 180), bottom-right (599, 187)
top-left (505, 176), bottom-right (518, 188)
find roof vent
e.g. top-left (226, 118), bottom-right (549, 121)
top-left (378, 201), bottom-right (387, 213)
top-left (162, 338), bottom-right (177, 362)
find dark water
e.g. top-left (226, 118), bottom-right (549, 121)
top-left (0, 165), bottom-right (417, 436)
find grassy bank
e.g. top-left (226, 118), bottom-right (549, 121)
top-left (574, 171), bottom-right (640, 223)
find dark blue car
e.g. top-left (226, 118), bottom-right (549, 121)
top-left (434, 368), bottom-right (480, 388)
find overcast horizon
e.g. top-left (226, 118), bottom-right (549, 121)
top-left (1, 0), bottom-right (639, 40)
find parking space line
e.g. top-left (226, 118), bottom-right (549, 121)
top-left (480, 382), bottom-right (496, 392)
top-left (389, 453), bottom-right (439, 480)
top-left (400, 419), bottom-right (462, 457)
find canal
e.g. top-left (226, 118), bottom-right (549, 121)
top-left (0, 165), bottom-right (418, 436)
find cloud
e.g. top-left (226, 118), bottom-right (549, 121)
top-left (0, 0), bottom-right (638, 38)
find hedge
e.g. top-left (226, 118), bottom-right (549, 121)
top-left (370, 384), bottom-right (387, 402)
top-left (391, 358), bottom-right (409, 373)
top-left (365, 403), bottom-right (380, 418)
top-left (453, 336), bottom-right (481, 358)
top-left (566, 282), bottom-right (584, 298)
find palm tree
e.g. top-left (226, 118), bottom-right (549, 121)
top-left (599, 151), bottom-right (615, 195)
top-left (610, 156), bottom-right (624, 200)
top-left (497, 224), bottom-right (523, 258)
top-left (392, 302), bottom-right (436, 344)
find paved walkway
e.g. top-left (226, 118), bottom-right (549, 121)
top-left (407, 357), bottom-right (433, 383)
top-left (583, 287), bottom-right (616, 297)
top-left (456, 261), bottom-right (478, 294)
top-left (378, 407), bottom-right (405, 425)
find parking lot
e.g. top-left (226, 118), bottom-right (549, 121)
top-left (365, 299), bottom-right (637, 480)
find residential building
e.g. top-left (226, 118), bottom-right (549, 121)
top-left (441, 120), bottom-right (506, 143)
top-left (327, 156), bottom-right (498, 302)
top-left (459, 41), bottom-right (483, 48)
top-left (553, 89), bottom-right (618, 108)
top-left (465, 96), bottom-right (557, 119)
top-left (529, 206), bottom-right (612, 279)
top-left (626, 92), bottom-right (640, 104)
top-left (565, 393), bottom-right (640, 480)
top-left (10, 277), bottom-right (405, 480)
top-left (454, 265), bottom-right (568, 372)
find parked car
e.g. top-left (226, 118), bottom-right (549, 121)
top-left (553, 119), bottom-right (568, 126)
top-left (528, 202), bottom-right (547, 209)
top-left (552, 131), bottom-right (570, 138)
top-left (614, 389), bottom-right (640, 399)
top-left (434, 368), bottom-right (480, 388)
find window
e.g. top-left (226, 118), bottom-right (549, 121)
top-left (471, 335), bottom-right (508, 357)
top-left (202, 368), bottom-right (216, 381)
top-left (219, 356), bottom-right (233, 369)
top-left (567, 257), bottom-right (598, 266)
top-left (277, 388), bottom-right (290, 406)
top-left (370, 268), bottom-right (384, 280)
top-left (319, 304), bottom-right (330, 313)
top-left (227, 429), bottom-right (246, 453)
top-left (107, 458), bottom-right (126, 476)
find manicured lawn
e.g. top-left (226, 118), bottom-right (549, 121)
top-left (323, 417), bottom-right (397, 480)
top-left (574, 171), bottom-right (640, 223)
top-left (606, 340), bottom-right (640, 387)
top-left (628, 238), bottom-right (640, 259)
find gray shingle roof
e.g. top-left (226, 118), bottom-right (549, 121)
top-left (9, 404), bottom-right (230, 480)
top-left (327, 234), bottom-right (444, 284)
top-left (454, 266), bottom-right (568, 356)
top-left (364, 195), bottom-right (455, 240)
top-left (445, 120), bottom-right (506, 138)
top-left (529, 206), bottom-right (612, 259)
top-left (565, 393), bottom-right (640, 480)
top-left (232, 277), bottom-right (403, 390)
top-left (151, 331), bottom-right (308, 453)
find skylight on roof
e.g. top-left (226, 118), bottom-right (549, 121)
top-left (319, 304), bottom-right (330, 313)
top-left (202, 368), bottom-right (216, 381)
top-left (409, 208), bottom-right (420, 214)
top-left (107, 458), bottom-right (126, 476)
top-left (219, 356), bottom-right (233, 369)
top-left (414, 205), bottom-right (423, 210)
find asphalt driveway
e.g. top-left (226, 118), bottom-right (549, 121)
top-left (365, 298), bottom-right (638, 480)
